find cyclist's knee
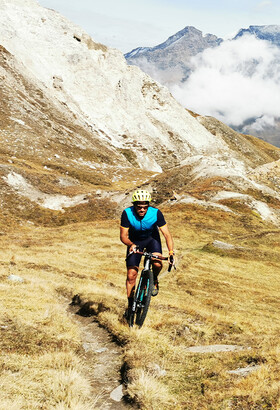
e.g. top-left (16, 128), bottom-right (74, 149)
top-left (153, 260), bottom-right (162, 269)
top-left (127, 267), bottom-right (138, 283)
top-left (152, 253), bottom-right (163, 270)
top-left (153, 261), bottom-right (162, 273)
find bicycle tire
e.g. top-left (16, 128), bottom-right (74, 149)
top-left (128, 305), bottom-right (135, 327)
top-left (135, 269), bottom-right (153, 328)
top-left (128, 273), bottom-right (145, 328)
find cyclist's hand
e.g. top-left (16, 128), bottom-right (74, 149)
top-left (129, 244), bottom-right (137, 253)
top-left (169, 254), bottom-right (174, 266)
top-left (168, 252), bottom-right (176, 271)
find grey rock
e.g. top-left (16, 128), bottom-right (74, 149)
top-left (8, 274), bottom-right (24, 283)
top-left (212, 240), bottom-right (236, 250)
top-left (186, 344), bottom-right (247, 354)
top-left (110, 384), bottom-right (123, 402)
top-left (95, 347), bottom-right (108, 353)
top-left (228, 365), bottom-right (261, 376)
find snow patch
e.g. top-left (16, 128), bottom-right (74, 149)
top-left (212, 191), bottom-right (248, 201)
top-left (3, 172), bottom-right (87, 211)
top-left (212, 191), bottom-right (278, 222)
top-left (10, 117), bottom-right (25, 125)
top-left (136, 151), bottom-right (162, 172)
top-left (170, 194), bottom-right (235, 213)
top-left (181, 154), bottom-right (248, 180)
top-left (73, 158), bottom-right (96, 169)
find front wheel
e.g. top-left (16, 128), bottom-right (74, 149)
top-left (135, 269), bottom-right (154, 328)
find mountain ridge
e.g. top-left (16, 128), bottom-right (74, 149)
top-left (234, 25), bottom-right (280, 46)
top-left (125, 26), bottom-right (223, 59)
top-left (0, 1), bottom-right (280, 228)
top-left (125, 26), bottom-right (222, 86)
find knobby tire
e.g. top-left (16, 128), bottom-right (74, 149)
top-left (135, 269), bottom-right (153, 328)
top-left (128, 306), bottom-right (135, 327)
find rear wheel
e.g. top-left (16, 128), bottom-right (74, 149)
top-left (135, 269), bottom-right (153, 328)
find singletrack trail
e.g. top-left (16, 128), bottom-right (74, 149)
top-left (68, 304), bottom-right (133, 409)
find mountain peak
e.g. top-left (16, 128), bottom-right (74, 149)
top-left (234, 25), bottom-right (280, 46)
top-left (125, 26), bottom-right (222, 59)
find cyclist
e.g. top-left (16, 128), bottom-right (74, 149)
top-left (120, 189), bottom-right (174, 317)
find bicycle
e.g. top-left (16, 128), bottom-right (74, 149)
top-left (126, 250), bottom-right (173, 328)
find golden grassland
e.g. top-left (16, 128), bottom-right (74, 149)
top-left (1, 204), bottom-right (280, 409)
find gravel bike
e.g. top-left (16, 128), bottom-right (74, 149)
top-left (127, 250), bottom-right (172, 328)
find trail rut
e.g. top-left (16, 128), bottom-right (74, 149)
top-left (68, 304), bottom-right (134, 409)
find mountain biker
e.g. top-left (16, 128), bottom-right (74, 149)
top-left (120, 189), bottom-right (174, 317)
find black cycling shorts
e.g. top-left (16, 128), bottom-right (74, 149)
top-left (126, 237), bottom-right (162, 268)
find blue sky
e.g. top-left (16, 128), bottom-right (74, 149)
top-left (39, 0), bottom-right (279, 52)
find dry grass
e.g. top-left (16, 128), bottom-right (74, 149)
top-left (1, 204), bottom-right (280, 408)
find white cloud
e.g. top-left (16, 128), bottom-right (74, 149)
top-left (244, 115), bottom-right (275, 132)
top-left (169, 35), bottom-right (280, 130)
top-left (256, 1), bottom-right (272, 10)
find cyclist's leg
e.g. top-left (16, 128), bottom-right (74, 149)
top-left (151, 255), bottom-right (162, 296)
top-left (125, 249), bottom-right (142, 313)
top-left (123, 266), bottom-right (138, 322)
top-left (126, 266), bottom-right (138, 298)
top-left (146, 237), bottom-right (163, 274)
top-left (146, 238), bottom-right (163, 295)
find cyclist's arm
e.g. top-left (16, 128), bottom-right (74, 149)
top-left (120, 226), bottom-right (137, 252)
top-left (120, 209), bottom-right (137, 252)
top-left (120, 226), bottom-right (132, 246)
top-left (159, 224), bottom-right (174, 254)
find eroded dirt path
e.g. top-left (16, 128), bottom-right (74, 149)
top-left (68, 305), bottom-right (133, 409)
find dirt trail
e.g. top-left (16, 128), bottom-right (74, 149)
top-left (68, 304), bottom-right (133, 409)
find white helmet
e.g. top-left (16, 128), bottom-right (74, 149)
top-left (132, 189), bottom-right (151, 203)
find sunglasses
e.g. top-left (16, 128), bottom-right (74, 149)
top-left (135, 205), bottom-right (149, 210)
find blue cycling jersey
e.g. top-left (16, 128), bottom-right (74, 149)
top-left (121, 206), bottom-right (166, 241)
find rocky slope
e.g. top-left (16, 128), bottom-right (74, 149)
top-left (0, 1), bottom-right (228, 173)
top-left (1, 0), bottom-right (280, 227)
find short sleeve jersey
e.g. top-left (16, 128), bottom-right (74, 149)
top-left (120, 206), bottom-right (166, 242)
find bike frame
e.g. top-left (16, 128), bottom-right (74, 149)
top-left (126, 250), bottom-right (169, 328)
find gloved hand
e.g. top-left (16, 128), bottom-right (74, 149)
top-left (169, 254), bottom-right (174, 266)
top-left (168, 251), bottom-right (175, 271)
top-left (129, 243), bottom-right (137, 253)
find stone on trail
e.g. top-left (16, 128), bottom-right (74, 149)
top-left (110, 384), bottom-right (123, 402)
